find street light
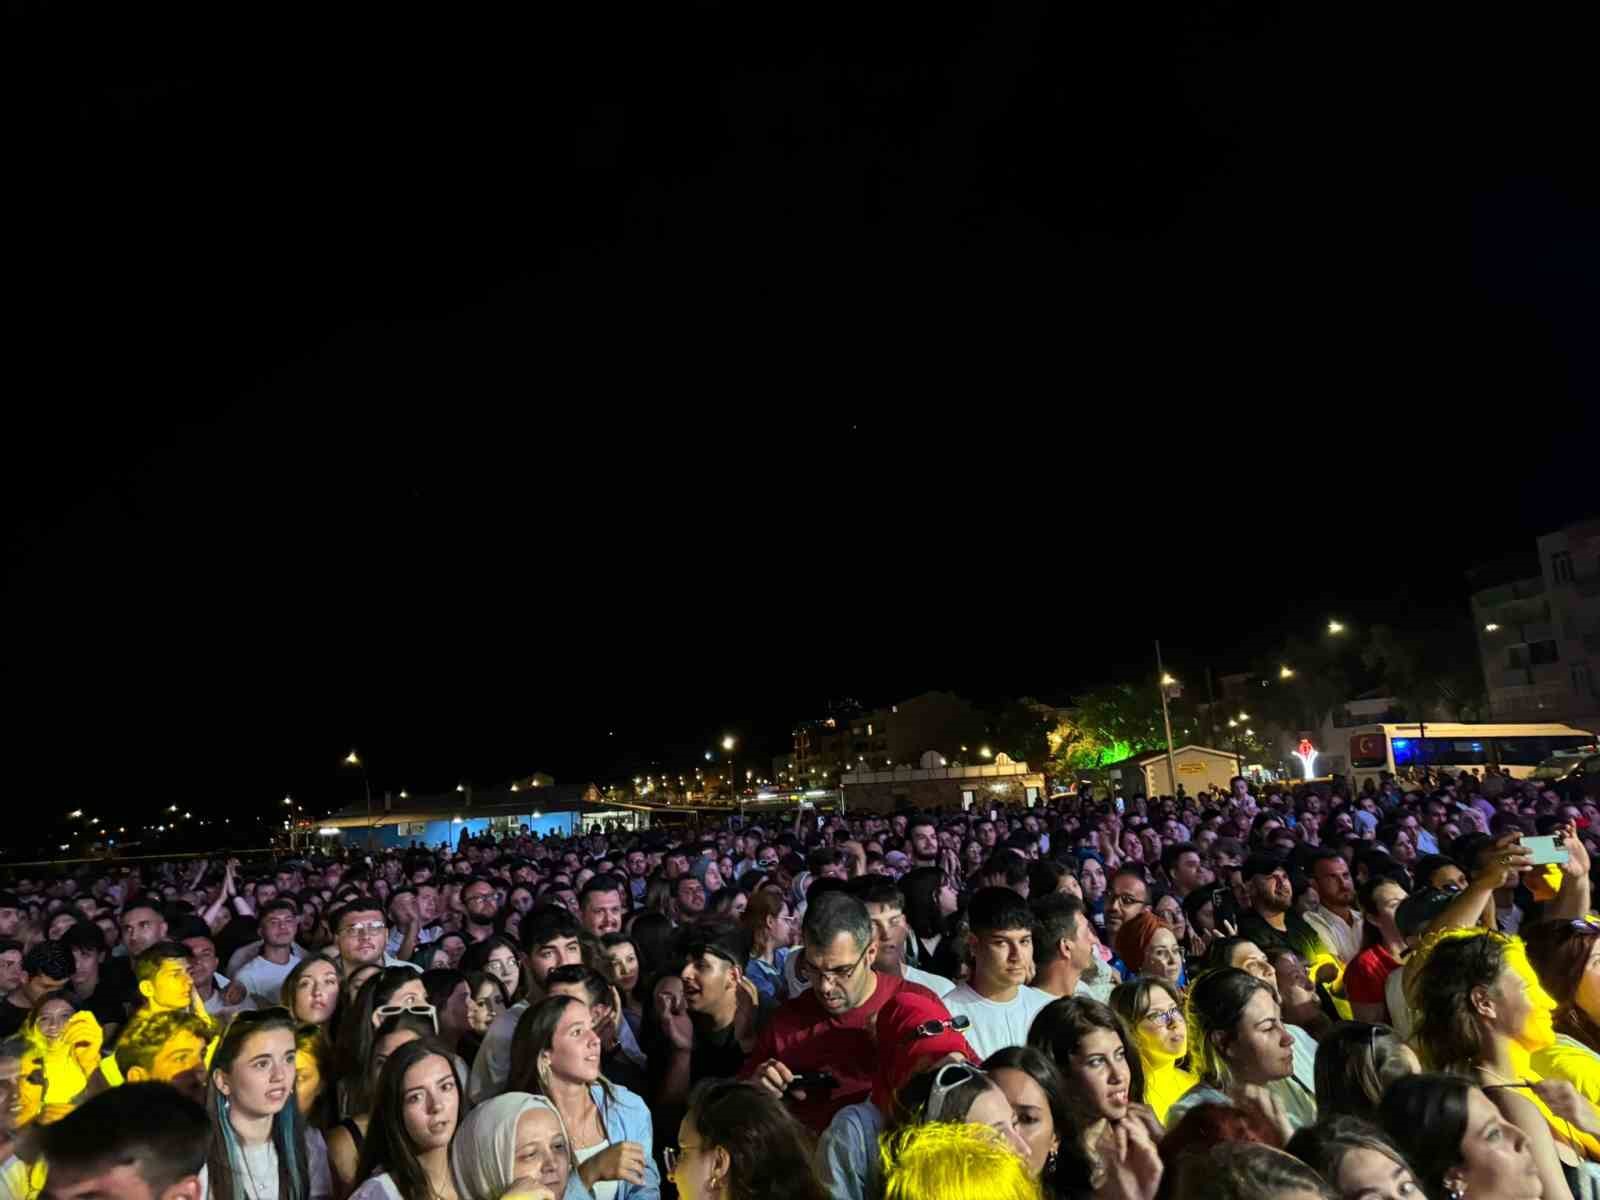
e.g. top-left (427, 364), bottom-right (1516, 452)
top-left (344, 751), bottom-right (361, 766)
top-left (979, 747), bottom-right (993, 759)
top-left (721, 735), bottom-right (736, 751)
top-left (1327, 620), bottom-right (1345, 635)
top-left (1485, 623), bottom-right (1501, 633)
top-left (1280, 666), bottom-right (1295, 679)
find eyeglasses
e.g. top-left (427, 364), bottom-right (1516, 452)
top-left (909, 1015), bottom-right (971, 1040)
top-left (1141, 1007), bottom-right (1185, 1029)
top-left (664, 1143), bottom-right (703, 1176)
top-left (1109, 893), bottom-right (1147, 908)
top-left (926, 1061), bottom-right (986, 1121)
top-left (806, 941), bottom-right (870, 985)
top-left (339, 921), bottom-right (386, 938)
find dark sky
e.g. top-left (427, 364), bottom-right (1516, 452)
top-left (5, 3), bottom-right (1596, 831)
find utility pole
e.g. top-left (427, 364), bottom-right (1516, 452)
top-left (1156, 641), bottom-right (1180, 799)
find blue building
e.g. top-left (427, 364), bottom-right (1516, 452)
top-left (310, 783), bottom-right (651, 851)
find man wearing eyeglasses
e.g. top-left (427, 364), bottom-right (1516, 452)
top-left (741, 891), bottom-right (938, 1132)
top-left (942, 887), bottom-right (1055, 1061)
top-left (330, 900), bottom-right (421, 975)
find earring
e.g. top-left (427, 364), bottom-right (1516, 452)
top-left (1044, 1150), bottom-right (1058, 1175)
top-left (1445, 1176), bottom-right (1467, 1200)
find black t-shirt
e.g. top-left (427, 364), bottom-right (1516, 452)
top-left (0, 998), bottom-right (29, 1039)
top-left (1238, 910), bottom-right (1326, 964)
top-left (77, 981), bottom-right (129, 1032)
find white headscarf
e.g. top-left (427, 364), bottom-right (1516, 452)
top-left (451, 1092), bottom-right (576, 1200)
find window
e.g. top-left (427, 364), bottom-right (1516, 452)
top-left (1553, 551), bottom-right (1575, 584)
top-left (1530, 640), bottom-right (1561, 666)
top-left (961, 790), bottom-right (975, 811)
top-left (1392, 739), bottom-right (1489, 767)
top-left (1494, 735), bottom-right (1597, 766)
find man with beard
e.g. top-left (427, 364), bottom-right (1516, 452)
top-left (1302, 849), bottom-right (1363, 964)
top-left (856, 879), bottom-right (954, 997)
top-left (624, 849), bottom-right (650, 903)
top-left (906, 818), bottom-right (939, 868)
top-left (1235, 854), bottom-right (1326, 964)
top-left (577, 875), bottom-right (626, 938)
top-left (743, 891), bottom-right (937, 1133)
top-left (460, 877), bottom-right (499, 944)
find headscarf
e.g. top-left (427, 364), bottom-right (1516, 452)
top-left (1115, 911), bottom-right (1163, 974)
top-left (451, 1092), bottom-right (574, 1200)
top-left (870, 989), bottom-right (978, 1113)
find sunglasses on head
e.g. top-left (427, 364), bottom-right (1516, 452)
top-left (375, 1003), bottom-right (438, 1033)
top-left (909, 1015), bottom-right (970, 1040)
top-left (925, 1061), bottom-right (986, 1122)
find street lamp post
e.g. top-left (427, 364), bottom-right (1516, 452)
top-left (1155, 641), bottom-right (1180, 800)
top-left (344, 751), bottom-right (373, 850)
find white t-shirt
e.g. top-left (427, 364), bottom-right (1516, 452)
top-left (941, 983), bottom-right (1056, 1061)
top-left (575, 1142), bottom-right (618, 1200)
top-left (901, 963), bottom-right (957, 998)
top-left (232, 951), bottom-right (302, 1007)
top-left (232, 1129), bottom-right (331, 1200)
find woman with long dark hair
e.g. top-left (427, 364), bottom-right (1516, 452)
top-left (1028, 996), bottom-right (1157, 1193)
top-left (899, 868), bottom-right (958, 962)
top-left (1379, 1074), bottom-right (1542, 1200)
top-left (1163, 967), bottom-right (1316, 1137)
top-left (1310, 1021), bottom-right (1419, 1119)
top-left (334, 969), bottom-right (432, 1118)
top-left (667, 1079), bottom-right (825, 1200)
top-left (285, 955), bottom-right (343, 1035)
top-left (984, 1046), bottom-right (1076, 1196)
top-left (327, 1014), bottom-right (437, 1197)
top-left (207, 1009), bottom-right (333, 1200)
top-left (461, 936), bottom-right (528, 1007)
top-left (349, 1038), bottom-right (461, 1200)
top-left (1287, 1116), bottom-right (1425, 1200)
top-left (507, 994), bottom-right (659, 1199)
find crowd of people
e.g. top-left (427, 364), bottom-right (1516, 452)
top-left (4, 765), bottom-right (1600, 1200)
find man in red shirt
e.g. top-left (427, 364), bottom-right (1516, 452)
top-left (742, 889), bottom-right (937, 1131)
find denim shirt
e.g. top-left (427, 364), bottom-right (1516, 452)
top-left (814, 1099), bottom-right (885, 1200)
top-left (744, 947), bottom-right (792, 1006)
top-left (589, 1081), bottom-right (661, 1200)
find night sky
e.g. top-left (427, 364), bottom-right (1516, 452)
top-left (5, 4), bottom-right (1595, 833)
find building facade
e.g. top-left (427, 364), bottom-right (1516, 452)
top-left (1472, 519), bottom-right (1600, 730)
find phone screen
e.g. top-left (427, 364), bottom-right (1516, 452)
top-left (1523, 835), bottom-right (1570, 866)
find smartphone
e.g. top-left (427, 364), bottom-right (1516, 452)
top-left (1523, 835), bottom-right (1570, 866)
top-left (1114, 797), bottom-right (1125, 814)
top-left (1211, 886), bottom-right (1239, 930)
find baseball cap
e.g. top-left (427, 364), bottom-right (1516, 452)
top-left (1396, 887), bottom-right (1452, 939)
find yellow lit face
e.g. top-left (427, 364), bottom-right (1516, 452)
top-left (1503, 942), bottom-right (1557, 1052)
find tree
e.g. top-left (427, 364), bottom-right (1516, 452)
top-left (988, 699), bottom-right (1054, 768)
top-left (1361, 622), bottom-right (1488, 721)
